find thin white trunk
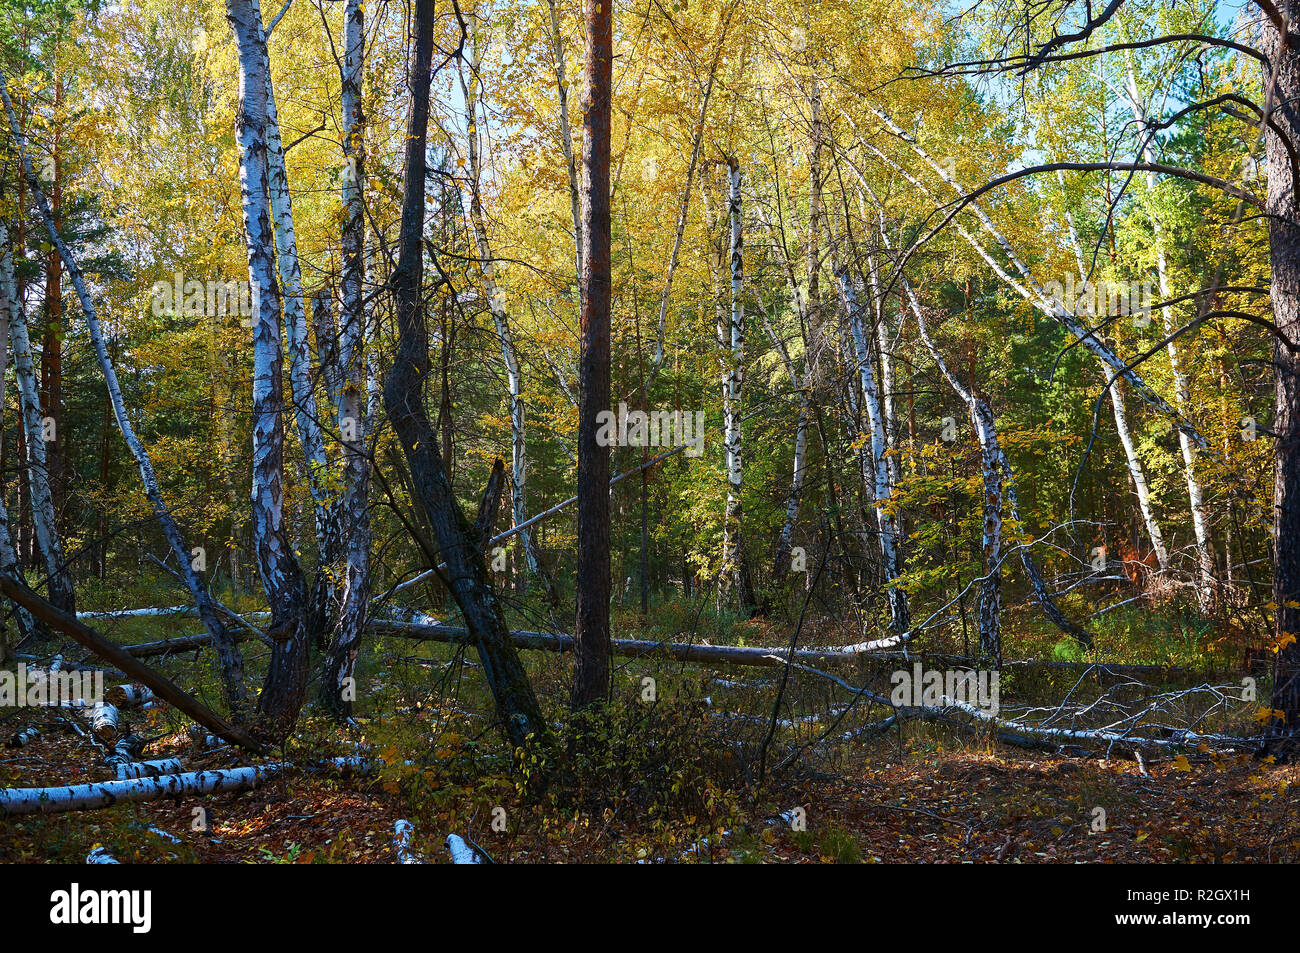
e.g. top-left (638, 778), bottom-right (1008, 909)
top-left (721, 158), bottom-right (749, 602)
top-left (323, 0), bottom-right (371, 713)
top-left (0, 230), bottom-right (73, 613)
top-left (1057, 179), bottom-right (1170, 570)
top-left (837, 266), bottom-right (909, 634)
top-left (0, 270), bottom-right (33, 650)
top-left (543, 0), bottom-right (582, 284)
top-left (227, 0), bottom-right (310, 731)
top-left (461, 35), bottom-right (540, 580)
top-left (1121, 59), bottom-right (1215, 608)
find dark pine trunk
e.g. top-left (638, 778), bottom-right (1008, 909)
top-left (1264, 4), bottom-right (1300, 760)
top-left (571, 0), bottom-right (613, 708)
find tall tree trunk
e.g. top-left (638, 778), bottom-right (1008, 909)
top-left (720, 157), bottom-right (754, 611)
top-left (226, 0), bottom-right (311, 739)
top-left (761, 306), bottom-right (809, 595)
top-left (0, 229), bottom-right (74, 615)
top-left (572, 0), bottom-right (613, 708)
top-left (838, 266), bottom-right (909, 635)
top-left (1262, 3), bottom-right (1300, 759)
top-left (259, 11), bottom-right (336, 635)
top-left (0, 292), bottom-right (32, 656)
top-left (1058, 175), bottom-right (1169, 569)
top-left (383, 0), bottom-right (547, 748)
top-left (321, 0), bottom-right (370, 717)
top-left (0, 76), bottom-right (248, 715)
top-left (41, 78), bottom-right (64, 534)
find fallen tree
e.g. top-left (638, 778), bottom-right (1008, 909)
top-left (0, 756), bottom-right (376, 817)
top-left (0, 575), bottom-right (263, 753)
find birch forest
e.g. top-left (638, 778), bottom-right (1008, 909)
top-left (0, 0), bottom-right (1296, 877)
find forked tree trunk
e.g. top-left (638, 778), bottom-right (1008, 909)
top-left (383, 0), bottom-right (547, 748)
top-left (226, 0), bottom-right (312, 740)
top-left (572, 0), bottom-right (613, 708)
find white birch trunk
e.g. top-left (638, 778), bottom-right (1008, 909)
top-left (721, 158), bottom-right (750, 604)
top-left (226, 0), bottom-right (310, 732)
top-left (838, 267), bottom-right (909, 635)
top-left (0, 230), bottom-right (74, 614)
top-left (0, 275), bottom-right (33, 650)
top-left (322, 0), bottom-right (371, 715)
top-left (1057, 180), bottom-right (1170, 570)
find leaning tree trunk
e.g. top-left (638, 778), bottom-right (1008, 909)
top-left (0, 78), bottom-right (249, 715)
top-left (0, 230), bottom-right (74, 615)
top-left (321, 0), bottom-right (371, 718)
top-left (1263, 2), bottom-right (1300, 760)
top-left (904, 278), bottom-right (1002, 665)
top-left (226, 0), bottom-right (312, 740)
top-left (572, 0), bottom-right (613, 709)
top-left (384, 0), bottom-right (547, 749)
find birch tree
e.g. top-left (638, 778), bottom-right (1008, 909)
top-left (321, 0), bottom-right (371, 717)
top-left (0, 226), bottom-right (74, 616)
top-left (225, 0), bottom-right (312, 736)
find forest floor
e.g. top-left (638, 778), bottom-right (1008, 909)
top-left (1, 593), bottom-right (1292, 863)
top-left (2, 718), bottom-right (1295, 863)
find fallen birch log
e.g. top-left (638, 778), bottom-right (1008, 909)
top-left (394, 820), bottom-right (424, 864)
top-left (0, 756), bottom-right (377, 816)
top-left (445, 834), bottom-right (484, 864)
top-left (371, 620), bottom-right (890, 668)
top-left (106, 684), bottom-right (154, 708)
top-left (115, 758), bottom-right (183, 781)
top-left (86, 847), bottom-right (119, 864)
top-left (90, 703), bottom-right (119, 743)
